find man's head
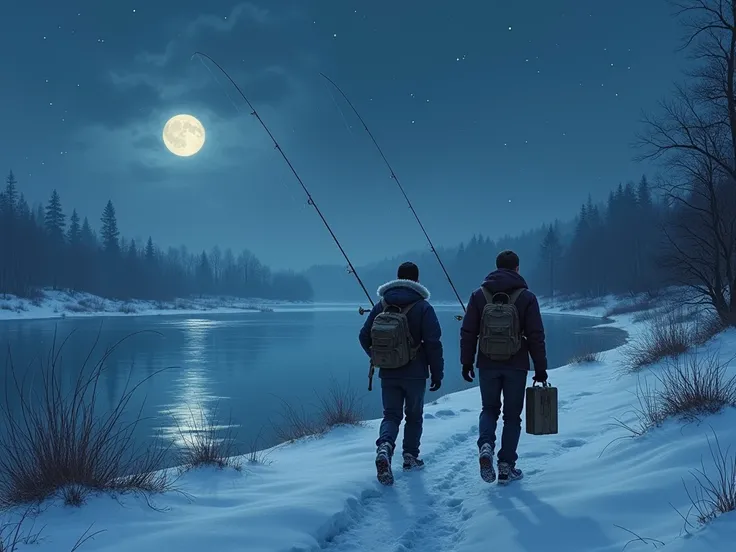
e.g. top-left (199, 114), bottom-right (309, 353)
top-left (496, 250), bottom-right (520, 273)
top-left (397, 261), bottom-right (420, 282)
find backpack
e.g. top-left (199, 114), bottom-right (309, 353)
top-left (478, 287), bottom-right (525, 361)
top-left (369, 299), bottom-right (420, 369)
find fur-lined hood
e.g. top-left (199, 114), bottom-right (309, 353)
top-left (377, 279), bottom-right (431, 300)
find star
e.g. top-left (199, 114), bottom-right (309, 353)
top-left (508, 26), bottom-right (512, 31)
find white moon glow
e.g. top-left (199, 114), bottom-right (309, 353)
top-left (162, 114), bottom-right (206, 157)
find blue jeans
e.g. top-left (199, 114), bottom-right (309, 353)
top-left (376, 378), bottom-right (427, 457)
top-left (477, 368), bottom-right (528, 466)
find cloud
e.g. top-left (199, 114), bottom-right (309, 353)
top-left (103, 1), bottom-right (311, 123)
top-left (139, 3), bottom-right (273, 68)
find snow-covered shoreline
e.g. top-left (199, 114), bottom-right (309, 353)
top-left (0, 289), bottom-right (294, 322)
top-left (0, 288), bottom-right (637, 323)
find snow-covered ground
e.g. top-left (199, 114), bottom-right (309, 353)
top-left (0, 289), bottom-right (287, 321)
top-left (2, 297), bottom-right (735, 551)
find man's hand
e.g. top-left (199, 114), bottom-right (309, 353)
top-left (462, 364), bottom-right (475, 383)
top-left (533, 369), bottom-right (548, 384)
top-left (429, 379), bottom-right (442, 392)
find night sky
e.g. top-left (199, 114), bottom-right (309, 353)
top-left (1, 1), bottom-right (687, 270)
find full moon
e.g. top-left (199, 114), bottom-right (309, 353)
top-left (162, 114), bottom-right (206, 157)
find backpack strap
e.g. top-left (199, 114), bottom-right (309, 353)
top-left (508, 288), bottom-right (525, 305)
top-left (481, 287), bottom-right (494, 304)
top-left (481, 287), bottom-right (525, 305)
top-left (381, 299), bottom-right (420, 314)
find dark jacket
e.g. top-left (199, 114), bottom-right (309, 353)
top-left (460, 269), bottom-right (547, 372)
top-left (359, 279), bottom-right (444, 381)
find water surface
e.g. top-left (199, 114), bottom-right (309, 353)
top-left (0, 305), bottom-right (626, 458)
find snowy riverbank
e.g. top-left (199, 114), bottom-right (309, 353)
top-left (1, 294), bottom-right (734, 551)
top-left (0, 289), bottom-right (289, 321)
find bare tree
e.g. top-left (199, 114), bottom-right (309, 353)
top-left (636, 0), bottom-right (736, 325)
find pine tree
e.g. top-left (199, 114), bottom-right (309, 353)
top-left (128, 239), bottom-right (138, 261)
top-left (145, 237), bottom-right (155, 262)
top-left (67, 209), bottom-right (81, 245)
top-left (2, 171), bottom-right (18, 218)
top-left (637, 175), bottom-right (653, 210)
top-left (80, 216), bottom-right (96, 248)
top-left (100, 200), bottom-right (120, 254)
top-left (16, 194), bottom-right (30, 220)
top-left (196, 251), bottom-right (213, 294)
top-left (539, 223), bottom-right (562, 298)
top-left (34, 204), bottom-right (44, 228)
top-left (44, 189), bottom-right (66, 242)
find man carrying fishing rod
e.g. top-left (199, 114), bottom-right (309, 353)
top-left (358, 262), bottom-right (445, 486)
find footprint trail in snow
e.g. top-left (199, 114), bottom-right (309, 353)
top-left (320, 427), bottom-right (479, 552)
top-left (318, 389), bottom-right (600, 552)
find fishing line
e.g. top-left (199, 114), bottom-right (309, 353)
top-left (322, 79), bottom-right (355, 136)
top-left (192, 52), bottom-right (375, 311)
top-left (320, 72), bottom-right (466, 320)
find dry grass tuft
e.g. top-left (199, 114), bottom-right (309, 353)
top-left (656, 351), bottom-right (736, 420)
top-left (614, 350), bottom-right (736, 437)
top-left (0, 329), bottom-right (174, 509)
top-left (684, 430), bottom-right (736, 525)
top-left (177, 403), bottom-right (242, 472)
top-left (273, 378), bottom-right (365, 443)
top-left (0, 508), bottom-right (104, 551)
top-left (569, 351), bottom-right (603, 364)
top-left (622, 309), bottom-right (693, 372)
top-left (604, 298), bottom-right (655, 318)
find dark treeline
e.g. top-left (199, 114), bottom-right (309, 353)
top-left (305, 176), bottom-right (666, 304)
top-left (544, 176), bottom-right (664, 297)
top-left (0, 172), bottom-right (313, 302)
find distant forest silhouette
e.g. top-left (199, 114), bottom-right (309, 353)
top-left (0, 173), bottom-right (313, 302)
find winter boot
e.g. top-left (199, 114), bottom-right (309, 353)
top-left (402, 453), bottom-right (425, 471)
top-left (497, 462), bottom-right (523, 485)
top-left (375, 442), bottom-right (394, 486)
top-left (478, 443), bottom-right (496, 483)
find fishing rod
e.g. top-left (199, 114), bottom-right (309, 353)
top-left (192, 52), bottom-right (374, 314)
top-left (320, 72), bottom-right (466, 321)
